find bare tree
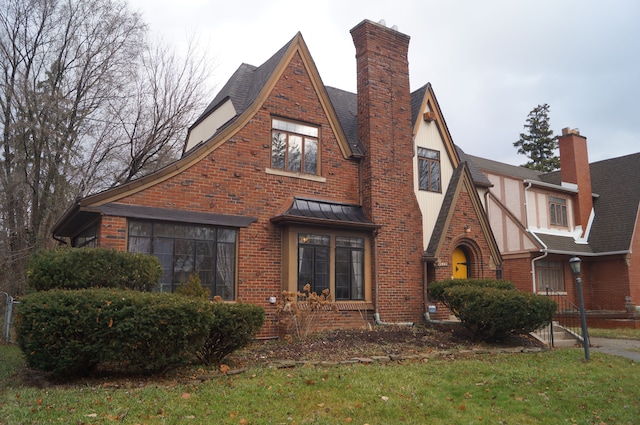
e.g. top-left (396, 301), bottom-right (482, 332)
top-left (102, 38), bottom-right (212, 189)
top-left (0, 0), bottom-right (212, 294)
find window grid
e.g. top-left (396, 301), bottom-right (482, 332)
top-left (128, 221), bottom-right (237, 300)
top-left (418, 147), bottom-right (441, 192)
top-left (271, 119), bottom-right (319, 175)
top-left (537, 261), bottom-right (564, 292)
top-left (549, 196), bottom-right (568, 227)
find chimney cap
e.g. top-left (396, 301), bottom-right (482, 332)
top-left (562, 127), bottom-right (580, 136)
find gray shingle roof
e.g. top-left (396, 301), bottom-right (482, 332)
top-left (192, 35), bottom-right (297, 129)
top-left (585, 152), bottom-right (640, 252)
top-left (466, 154), bottom-right (545, 181)
top-left (533, 233), bottom-right (593, 254)
top-left (325, 86), bottom-right (362, 156)
top-left (456, 147), bottom-right (493, 188)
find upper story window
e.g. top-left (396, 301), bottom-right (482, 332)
top-left (549, 196), bottom-right (568, 227)
top-left (271, 119), bottom-right (319, 175)
top-left (418, 147), bottom-right (441, 192)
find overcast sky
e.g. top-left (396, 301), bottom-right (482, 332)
top-left (129, 0), bottom-right (639, 165)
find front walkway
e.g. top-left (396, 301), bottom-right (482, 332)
top-left (590, 337), bottom-right (640, 361)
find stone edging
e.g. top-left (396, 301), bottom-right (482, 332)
top-left (264, 346), bottom-right (549, 369)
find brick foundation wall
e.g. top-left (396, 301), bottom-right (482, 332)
top-left (501, 255), bottom-right (534, 292)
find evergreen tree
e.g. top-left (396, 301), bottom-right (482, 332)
top-left (513, 104), bottom-right (560, 172)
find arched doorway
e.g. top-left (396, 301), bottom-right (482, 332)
top-left (452, 246), bottom-right (469, 279)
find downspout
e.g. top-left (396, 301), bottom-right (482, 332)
top-left (372, 229), bottom-right (414, 327)
top-left (525, 181), bottom-right (548, 293)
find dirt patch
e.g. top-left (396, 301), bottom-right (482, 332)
top-left (226, 322), bottom-right (545, 367)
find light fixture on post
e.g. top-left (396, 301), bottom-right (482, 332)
top-left (569, 256), bottom-right (590, 361)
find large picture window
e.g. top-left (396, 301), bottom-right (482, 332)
top-left (271, 118), bottom-right (319, 175)
top-left (418, 147), bottom-right (441, 192)
top-left (536, 261), bottom-right (564, 292)
top-left (128, 221), bottom-right (237, 300)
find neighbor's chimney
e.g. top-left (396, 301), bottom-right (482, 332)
top-left (559, 128), bottom-right (593, 238)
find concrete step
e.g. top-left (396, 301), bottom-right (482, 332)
top-left (532, 324), bottom-right (580, 348)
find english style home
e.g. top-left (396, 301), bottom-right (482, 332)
top-left (53, 19), bottom-right (503, 337)
top-left (467, 130), bottom-right (640, 327)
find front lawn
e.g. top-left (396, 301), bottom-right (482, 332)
top-left (1, 344), bottom-right (638, 424)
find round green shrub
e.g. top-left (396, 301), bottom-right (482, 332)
top-left (27, 248), bottom-right (161, 292)
top-left (17, 289), bottom-right (213, 377)
top-left (197, 302), bottom-right (265, 365)
top-left (429, 279), bottom-right (556, 340)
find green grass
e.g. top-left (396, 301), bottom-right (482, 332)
top-left (1, 345), bottom-right (639, 424)
top-left (588, 327), bottom-right (640, 340)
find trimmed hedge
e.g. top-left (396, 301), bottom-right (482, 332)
top-left (428, 278), bottom-right (515, 301)
top-left (17, 289), bottom-right (213, 377)
top-left (197, 302), bottom-right (265, 365)
top-left (429, 279), bottom-right (556, 340)
top-left (27, 248), bottom-right (161, 292)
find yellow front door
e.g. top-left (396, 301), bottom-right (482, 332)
top-left (452, 247), bottom-right (468, 279)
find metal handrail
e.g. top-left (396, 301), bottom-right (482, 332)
top-left (534, 286), bottom-right (586, 347)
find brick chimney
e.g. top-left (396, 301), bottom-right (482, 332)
top-left (559, 128), bottom-right (593, 238)
top-left (350, 20), bottom-right (423, 323)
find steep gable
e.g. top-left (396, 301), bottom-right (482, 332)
top-left (53, 33), bottom-right (355, 221)
top-left (425, 162), bottom-right (500, 264)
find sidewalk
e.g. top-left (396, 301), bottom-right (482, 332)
top-left (590, 337), bottom-right (640, 361)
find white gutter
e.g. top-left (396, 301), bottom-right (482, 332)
top-left (523, 178), bottom-right (578, 193)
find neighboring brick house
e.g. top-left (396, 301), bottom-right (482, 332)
top-left (52, 20), bottom-right (501, 336)
top-left (467, 129), bottom-right (640, 326)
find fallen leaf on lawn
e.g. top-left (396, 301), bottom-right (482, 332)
top-left (35, 398), bottom-right (42, 405)
top-left (317, 403), bottom-right (325, 408)
top-left (240, 419), bottom-right (249, 425)
top-left (85, 413), bottom-right (98, 418)
top-left (464, 392), bottom-right (472, 399)
top-left (458, 404), bottom-right (466, 411)
top-left (220, 364), bottom-right (230, 373)
top-left (181, 392), bottom-right (191, 399)
top-left (345, 417), bottom-right (353, 423)
top-left (380, 396), bottom-right (389, 402)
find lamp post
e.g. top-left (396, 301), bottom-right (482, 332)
top-left (569, 256), bottom-right (590, 361)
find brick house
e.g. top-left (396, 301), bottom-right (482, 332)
top-left (52, 20), bottom-right (501, 336)
top-left (467, 130), bottom-right (640, 326)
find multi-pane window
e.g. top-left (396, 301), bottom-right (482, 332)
top-left (549, 196), bottom-right (568, 227)
top-left (418, 147), bottom-right (441, 192)
top-left (335, 237), bottom-right (364, 300)
top-left (128, 221), bottom-right (237, 300)
top-left (271, 119), bottom-right (319, 175)
top-left (537, 261), bottom-right (564, 292)
top-left (298, 234), bottom-right (330, 294)
top-left (73, 225), bottom-right (97, 248)
top-left (297, 233), bottom-right (366, 300)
